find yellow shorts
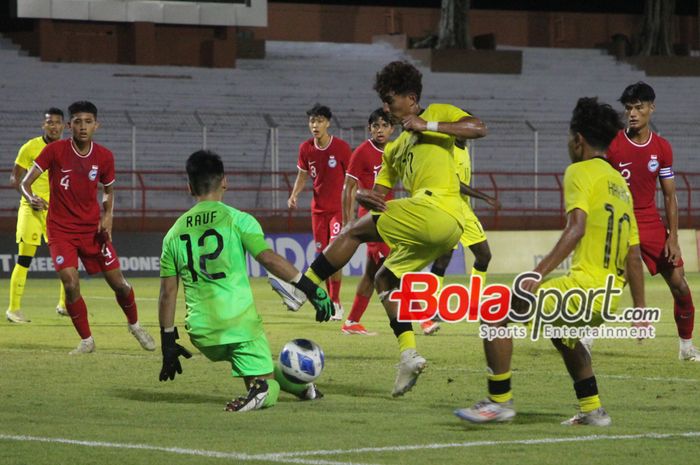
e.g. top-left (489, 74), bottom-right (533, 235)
top-left (374, 196), bottom-right (463, 277)
top-left (15, 202), bottom-right (47, 246)
top-left (535, 274), bottom-right (620, 349)
top-left (459, 218), bottom-right (487, 248)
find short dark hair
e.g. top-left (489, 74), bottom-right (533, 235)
top-left (306, 104), bottom-right (332, 120)
top-left (186, 150), bottom-right (224, 196)
top-left (374, 61), bottom-right (423, 102)
top-left (570, 97), bottom-right (623, 151)
top-left (68, 101), bottom-right (98, 118)
top-left (368, 108), bottom-right (391, 125)
top-left (619, 81), bottom-right (656, 104)
top-left (45, 108), bottom-right (64, 119)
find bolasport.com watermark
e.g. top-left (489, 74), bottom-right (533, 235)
top-left (390, 272), bottom-right (659, 341)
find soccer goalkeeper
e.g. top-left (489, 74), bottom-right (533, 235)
top-left (158, 150), bottom-right (334, 412)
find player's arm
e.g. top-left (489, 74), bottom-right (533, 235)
top-left (625, 244), bottom-right (646, 309)
top-left (100, 183), bottom-right (115, 242)
top-left (522, 208), bottom-right (586, 293)
top-left (256, 249), bottom-right (334, 322)
top-left (402, 115), bottom-right (488, 139)
top-left (459, 181), bottom-right (501, 210)
top-left (659, 177), bottom-right (681, 263)
top-left (157, 275), bottom-right (192, 381)
top-left (19, 165), bottom-right (48, 211)
top-left (342, 175), bottom-right (359, 226)
top-left (288, 169), bottom-right (308, 209)
top-left (356, 183), bottom-right (390, 212)
top-left (10, 164), bottom-right (27, 194)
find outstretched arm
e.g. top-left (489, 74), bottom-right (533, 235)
top-left (521, 208), bottom-right (586, 294)
top-left (460, 182), bottom-right (501, 210)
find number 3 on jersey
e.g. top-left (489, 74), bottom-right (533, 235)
top-left (179, 229), bottom-right (226, 282)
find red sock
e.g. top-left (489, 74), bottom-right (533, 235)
top-left (674, 293), bottom-right (695, 339)
top-left (116, 287), bottom-right (138, 325)
top-left (327, 279), bottom-right (342, 304)
top-left (347, 294), bottom-right (370, 323)
top-left (66, 297), bottom-right (91, 339)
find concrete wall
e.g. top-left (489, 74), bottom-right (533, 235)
top-left (252, 3), bottom-right (698, 50)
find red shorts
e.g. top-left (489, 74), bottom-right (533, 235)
top-left (366, 241), bottom-right (390, 265)
top-left (638, 218), bottom-right (683, 275)
top-left (311, 211), bottom-right (342, 252)
top-left (49, 233), bottom-right (121, 275)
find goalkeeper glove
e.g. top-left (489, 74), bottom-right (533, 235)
top-left (294, 275), bottom-right (335, 322)
top-left (159, 327), bottom-right (192, 381)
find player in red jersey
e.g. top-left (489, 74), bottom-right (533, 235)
top-left (20, 101), bottom-right (155, 355)
top-left (286, 104), bottom-right (352, 320)
top-left (340, 108), bottom-right (395, 335)
top-left (606, 82), bottom-right (698, 361)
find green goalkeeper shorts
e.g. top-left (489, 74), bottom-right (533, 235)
top-left (195, 332), bottom-right (274, 377)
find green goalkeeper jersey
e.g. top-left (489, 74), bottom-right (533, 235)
top-left (160, 200), bottom-right (271, 346)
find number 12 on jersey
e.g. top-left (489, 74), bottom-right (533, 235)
top-left (179, 229), bottom-right (226, 282)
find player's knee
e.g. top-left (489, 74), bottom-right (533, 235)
top-left (374, 268), bottom-right (398, 293)
top-left (62, 279), bottom-right (80, 297)
top-left (671, 281), bottom-right (690, 299)
top-left (16, 255), bottom-right (33, 268)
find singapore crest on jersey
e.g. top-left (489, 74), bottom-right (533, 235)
top-left (328, 155), bottom-right (337, 168)
top-left (89, 165), bottom-right (98, 181)
top-left (648, 155), bottom-right (659, 173)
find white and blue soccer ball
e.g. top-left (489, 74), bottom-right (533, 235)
top-left (279, 338), bottom-right (324, 383)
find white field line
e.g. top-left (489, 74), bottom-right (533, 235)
top-left (259, 431), bottom-right (700, 459)
top-left (0, 434), bottom-right (377, 465)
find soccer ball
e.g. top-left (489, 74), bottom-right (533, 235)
top-left (278, 338), bottom-right (324, 383)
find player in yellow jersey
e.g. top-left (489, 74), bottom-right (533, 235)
top-left (456, 98), bottom-right (646, 426)
top-left (6, 108), bottom-right (67, 323)
top-left (420, 132), bottom-right (500, 336)
top-left (298, 61), bottom-right (488, 396)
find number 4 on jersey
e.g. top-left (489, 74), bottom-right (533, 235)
top-left (60, 174), bottom-right (70, 190)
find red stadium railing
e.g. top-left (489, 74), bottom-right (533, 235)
top-left (1, 169), bottom-right (699, 230)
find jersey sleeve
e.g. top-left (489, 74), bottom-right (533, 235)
top-left (375, 141), bottom-right (398, 189)
top-left (346, 146), bottom-right (364, 181)
top-left (101, 151), bottom-right (116, 186)
top-left (15, 140), bottom-right (34, 170)
top-left (34, 144), bottom-right (55, 173)
top-left (659, 138), bottom-right (674, 180)
top-left (238, 212), bottom-right (272, 257)
top-left (159, 231), bottom-right (179, 278)
top-left (340, 140), bottom-right (352, 172)
top-left (436, 104), bottom-right (470, 123)
top-left (563, 164), bottom-right (590, 214)
top-left (297, 143), bottom-right (308, 172)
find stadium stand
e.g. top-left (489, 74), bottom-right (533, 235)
top-left (1, 37), bottom-right (698, 218)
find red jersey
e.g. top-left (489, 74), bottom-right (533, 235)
top-left (297, 136), bottom-right (351, 214)
top-left (346, 139), bottom-right (394, 217)
top-left (606, 130), bottom-right (674, 223)
top-left (34, 139), bottom-right (115, 239)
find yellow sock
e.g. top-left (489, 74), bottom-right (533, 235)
top-left (397, 331), bottom-right (416, 352)
top-left (579, 395), bottom-right (601, 413)
top-left (8, 264), bottom-right (29, 311)
top-left (488, 370), bottom-right (513, 403)
top-left (471, 267), bottom-right (487, 285)
top-left (304, 269), bottom-right (322, 285)
top-left (58, 282), bottom-right (66, 309)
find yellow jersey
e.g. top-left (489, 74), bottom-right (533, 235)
top-left (15, 136), bottom-right (50, 205)
top-left (376, 103), bottom-right (468, 223)
top-left (564, 157), bottom-right (640, 288)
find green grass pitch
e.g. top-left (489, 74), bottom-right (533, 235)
top-left (1, 273), bottom-right (699, 465)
